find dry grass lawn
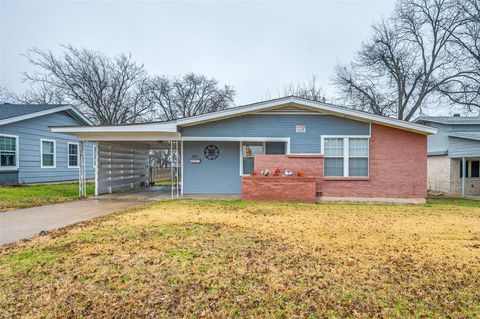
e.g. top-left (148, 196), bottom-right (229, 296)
top-left (1, 198), bottom-right (479, 318)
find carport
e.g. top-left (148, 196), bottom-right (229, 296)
top-left (52, 123), bottom-right (182, 197)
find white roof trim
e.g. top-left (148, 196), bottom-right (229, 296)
top-left (181, 136), bottom-right (290, 142)
top-left (51, 122), bottom-right (177, 134)
top-left (415, 117), bottom-right (480, 125)
top-left (0, 105), bottom-right (92, 126)
top-left (75, 132), bottom-right (181, 142)
top-left (50, 97), bottom-right (437, 137)
top-left (175, 97), bottom-right (437, 134)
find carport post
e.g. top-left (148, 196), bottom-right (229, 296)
top-left (79, 141), bottom-right (87, 198)
top-left (461, 157), bottom-right (466, 197)
top-left (171, 141), bottom-right (174, 198)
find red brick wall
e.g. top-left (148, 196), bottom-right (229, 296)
top-left (254, 154), bottom-right (323, 177)
top-left (242, 176), bottom-right (317, 203)
top-left (253, 124), bottom-right (427, 199)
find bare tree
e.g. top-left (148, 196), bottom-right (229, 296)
top-left (24, 45), bottom-right (152, 124)
top-left (280, 75), bottom-right (327, 102)
top-left (146, 73), bottom-right (235, 121)
top-left (18, 83), bottom-right (66, 104)
top-left (0, 85), bottom-right (17, 104)
top-left (438, 0), bottom-right (480, 110)
top-left (333, 0), bottom-right (467, 121)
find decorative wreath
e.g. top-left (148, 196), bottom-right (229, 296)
top-left (204, 145), bottom-right (220, 160)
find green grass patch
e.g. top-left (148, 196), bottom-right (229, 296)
top-left (0, 182), bottom-right (94, 211)
top-left (0, 249), bottom-right (57, 275)
top-left (426, 196), bottom-right (480, 207)
top-left (155, 180), bottom-right (173, 186)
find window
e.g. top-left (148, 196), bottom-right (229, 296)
top-left (241, 142), bottom-right (264, 175)
top-left (41, 139), bottom-right (56, 168)
top-left (0, 134), bottom-right (18, 169)
top-left (324, 138), bottom-right (344, 176)
top-left (348, 138), bottom-right (369, 176)
top-left (265, 142), bottom-right (286, 155)
top-left (460, 160), bottom-right (480, 178)
top-left (323, 137), bottom-right (369, 177)
top-left (93, 145), bottom-right (97, 168)
top-left (472, 161), bottom-right (479, 178)
top-left (68, 142), bottom-right (79, 168)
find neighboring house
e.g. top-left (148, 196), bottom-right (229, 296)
top-left (52, 96), bottom-right (436, 203)
top-left (415, 115), bottom-right (480, 197)
top-left (0, 104), bottom-right (95, 185)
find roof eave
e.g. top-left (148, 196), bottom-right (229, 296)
top-left (448, 133), bottom-right (480, 142)
top-left (50, 123), bottom-right (178, 134)
top-left (176, 97), bottom-right (437, 135)
top-left (0, 105), bottom-right (93, 126)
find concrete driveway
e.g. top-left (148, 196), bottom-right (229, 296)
top-left (0, 199), bottom-right (144, 245)
top-left (0, 187), bottom-right (171, 245)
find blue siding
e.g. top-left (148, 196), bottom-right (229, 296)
top-left (183, 141), bottom-right (241, 194)
top-left (425, 122), bottom-right (480, 155)
top-left (425, 123), bottom-right (450, 154)
top-left (181, 114), bottom-right (369, 153)
top-left (181, 114), bottom-right (370, 194)
top-left (0, 111), bottom-right (95, 184)
top-left (448, 137), bottom-right (480, 158)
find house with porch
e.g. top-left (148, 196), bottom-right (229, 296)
top-left (52, 97), bottom-right (436, 204)
top-left (415, 115), bottom-right (480, 197)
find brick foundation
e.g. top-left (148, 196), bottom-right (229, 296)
top-left (242, 176), bottom-right (317, 203)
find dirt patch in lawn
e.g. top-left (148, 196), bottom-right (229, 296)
top-left (1, 200), bottom-right (479, 318)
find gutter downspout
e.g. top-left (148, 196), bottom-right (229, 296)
top-left (462, 157), bottom-right (466, 197)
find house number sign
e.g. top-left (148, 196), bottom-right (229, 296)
top-left (204, 145), bottom-right (220, 160)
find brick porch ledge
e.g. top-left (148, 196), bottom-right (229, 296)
top-left (242, 176), bottom-right (317, 204)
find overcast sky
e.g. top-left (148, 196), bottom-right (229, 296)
top-left (0, 0), bottom-right (396, 105)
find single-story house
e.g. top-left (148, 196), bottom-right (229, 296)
top-left (0, 103), bottom-right (95, 185)
top-left (52, 97), bottom-right (436, 204)
top-left (415, 115), bottom-right (480, 197)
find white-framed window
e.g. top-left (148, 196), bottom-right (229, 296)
top-left (93, 144), bottom-right (97, 168)
top-left (348, 138), bottom-right (369, 176)
top-left (0, 134), bottom-right (19, 170)
top-left (323, 138), bottom-right (344, 177)
top-left (41, 139), bottom-right (56, 168)
top-left (67, 142), bottom-right (79, 168)
top-left (240, 142), bottom-right (265, 175)
top-left (322, 136), bottom-right (369, 177)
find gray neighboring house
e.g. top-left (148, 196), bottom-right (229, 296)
top-left (415, 115), bottom-right (480, 197)
top-left (0, 104), bottom-right (95, 185)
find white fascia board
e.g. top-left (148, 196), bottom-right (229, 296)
top-left (181, 136), bottom-right (290, 142)
top-left (0, 105), bottom-right (87, 126)
top-left (291, 99), bottom-right (438, 135)
top-left (65, 107), bottom-right (93, 125)
top-left (51, 123), bottom-right (178, 134)
top-left (175, 97), bottom-right (438, 135)
top-left (175, 97), bottom-right (296, 126)
top-left (75, 132), bottom-right (181, 142)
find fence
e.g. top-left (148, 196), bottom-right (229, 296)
top-left (150, 166), bottom-right (171, 182)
